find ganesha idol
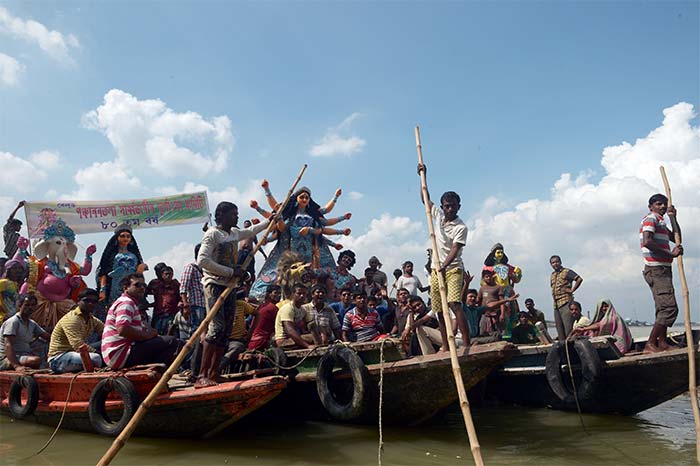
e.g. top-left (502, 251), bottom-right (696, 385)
top-left (18, 219), bottom-right (96, 331)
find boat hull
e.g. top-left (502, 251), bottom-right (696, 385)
top-left (480, 334), bottom-right (699, 415)
top-left (271, 340), bottom-right (517, 425)
top-left (0, 366), bottom-right (287, 437)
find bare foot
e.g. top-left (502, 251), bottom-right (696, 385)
top-left (194, 377), bottom-right (218, 388)
top-left (643, 343), bottom-right (661, 354)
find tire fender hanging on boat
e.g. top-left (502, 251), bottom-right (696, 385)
top-left (88, 377), bottom-right (139, 436)
top-left (545, 339), bottom-right (602, 405)
top-left (316, 346), bottom-right (369, 421)
top-left (8, 375), bottom-right (39, 418)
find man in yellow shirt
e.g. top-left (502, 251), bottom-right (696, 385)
top-left (274, 284), bottom-right (313, 349)
top-left (220, 290), bottom-right (258, 371)
top-left (48, 288), bottom-right (104, 373)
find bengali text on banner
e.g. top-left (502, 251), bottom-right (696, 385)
top-left (23, 192), bottom-right (210, 238)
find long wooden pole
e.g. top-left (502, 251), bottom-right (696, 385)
top-left (97, 164), bottom-right (308, 466)
top-left (659, 166), bottom-right (699, 464)
top-left (415, 126), bottom-right (485, 466)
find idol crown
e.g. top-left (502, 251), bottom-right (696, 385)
top-left (43, 218), bottom-right (76, 243)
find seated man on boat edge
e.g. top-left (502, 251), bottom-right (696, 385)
top-left (570, 299), bottom-right (633, 354)
top-left (464, 288), bottom-right (520, 344)
top-left (274, 283), bottom-right (314, 349)
top-left (342, 291), bottom-right (386, 343)
top-left (404, 295), bottom-right (442, 355)
top-left (101, 273), bottom-right (182, 370)
top-left (511, 312), bottom-right (539, 345)
top-left (220, 287), bottom-right (259, 371)
top-left (247, 284), bottom-right (282, 351)
top-left (569, 301), bottom-right (591, 331)
top-left (48, 288), bottom-right (104, 373)
top-left (303, 284), bottom-right (341, 346)
top-left (0, 293), bottom-right (50, 371)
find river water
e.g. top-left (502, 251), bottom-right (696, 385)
top-left (1, 326), bottom-right (697, 466)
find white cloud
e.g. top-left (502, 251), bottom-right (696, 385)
top-left (0, 52), bottom-right (24, 85)
top-left (82, 89), bottom-right (234, 178)
top-left (0, 150), bottom-right (57, 192)
top-left (69, 160), bottom-right (142, 200)
top-left (342, 213), bottom-right (428, 280)
top-left (348, 191), bottom-right (364, 200)
top-left (0, 7), bottom-right (80, 63)
top-left (461, 102), bottom-right (699, 322)
top-left (309, 113), bottom-right (366, 157)
top-left (144, 241), bottom-right (196, 283)
top-left (29, 150), bottom-right (61, 170)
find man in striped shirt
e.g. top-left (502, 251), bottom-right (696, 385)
top-left (640, 193), bottom-right (683, 353)
top-left (342, 291), bottom-right (385, 343)
top-left (101, 273), bottom-right (180, 369)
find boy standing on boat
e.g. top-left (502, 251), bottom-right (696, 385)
top-left (417, 163), bottom-right (470, 351)
top-left (549, 255), bottom-right (583, 340)
top-left (640, 193), bottom-right (683, 353)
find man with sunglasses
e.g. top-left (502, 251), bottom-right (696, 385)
top-left (101, 273), bottom-right (180, 370)
top-left (48, 288), bottom-right (104, 373)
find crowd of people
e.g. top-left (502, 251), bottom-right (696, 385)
top-left (0, 184), bottom-right (684, 386)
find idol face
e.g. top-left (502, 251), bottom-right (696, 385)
top-left (494, 249), bottom-right (504, 262)
top-left (297, 192), bottom-right (310, 209)
top-left (117, 231), bottom-right (132, 248)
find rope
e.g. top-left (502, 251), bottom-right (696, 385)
top-left (377, 338), bottom-right (386, 466)
top-left (563, 338), bottom-right (589, 434)
top-left (24, 372), bottom-right (81, 459)
top-left (260, 345), bottom-right (323, 370)
top-left (563, 337), bottom-right (642, 465)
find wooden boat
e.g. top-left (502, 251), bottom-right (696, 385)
top-left (264, 338), bottom-right (517, 425)
top-left (0, 364), bottom-right (287, 438)
top-left (474, 330), bottom-right (699, 415)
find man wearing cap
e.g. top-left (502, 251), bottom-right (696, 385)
top-left (3, 201), bottom-right (25, 259)
top-left (368, 256), bottom-right (387, 296)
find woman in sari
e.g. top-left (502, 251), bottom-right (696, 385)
top-left (572, 299), bottom-right (633, 354)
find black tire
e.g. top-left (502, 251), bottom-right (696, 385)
top-left (545, 339), bottom-right (601, 405)
top-left (88, 377), bottom-right (139, 436)
top-left (8, 376), bottom-right (39, 418)
top-left (316, 346), bottom-right (369, 421)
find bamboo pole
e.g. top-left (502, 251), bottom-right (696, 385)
top-left (659, 166), bottom-right (699, 464)
top-left (415, 126), bottom-right (485, 466)
top-left (97, 164), bottom-right (308, 466)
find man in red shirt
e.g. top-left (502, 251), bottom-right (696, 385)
top-left (247, 285), bottom-right (282, 351)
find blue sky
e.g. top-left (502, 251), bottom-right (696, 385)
top-left (1, 1), bottom-right (698, 322)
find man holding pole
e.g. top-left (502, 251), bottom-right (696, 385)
top-left (640, 193), bottom-right (683, 353)
top-left (417, 164), bottom-right (470, 351)
top-left (195, 201), bottom-right (268, 387)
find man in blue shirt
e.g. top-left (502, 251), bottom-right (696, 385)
top-left (329, 288), bottom-right (354, 323)
top-left (463, 288), bottom-right (519, 341)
